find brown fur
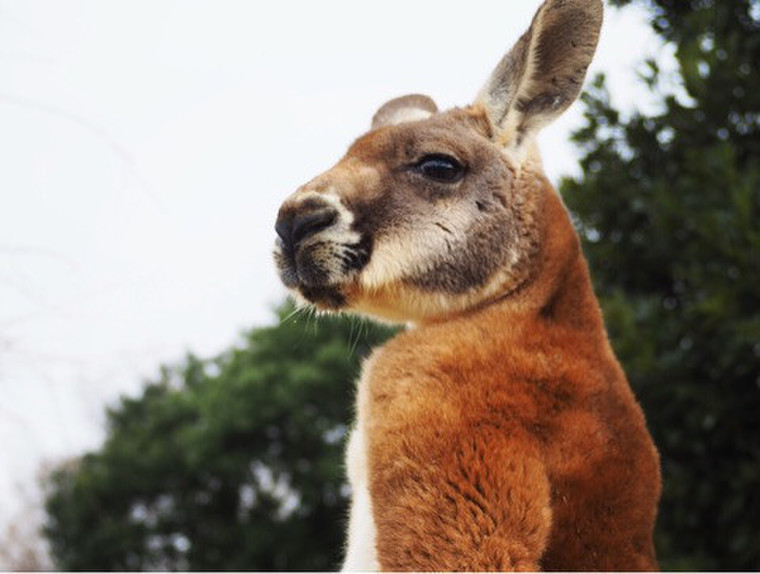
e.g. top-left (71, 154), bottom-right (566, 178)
top-left (360, 170), bottom-right (660, 570)
top-left (273, 0), bottom-right (660, 569)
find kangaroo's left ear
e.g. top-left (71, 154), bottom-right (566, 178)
top-left (372, 94), bottom-right (438, 130)
top-left (476, 0), bottom-right (603, 147)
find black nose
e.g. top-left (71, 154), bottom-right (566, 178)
top-left (276, 206), bottom-right (338, 252)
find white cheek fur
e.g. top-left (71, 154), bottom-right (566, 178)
top-left (359, 204), bottom-right (477, 291)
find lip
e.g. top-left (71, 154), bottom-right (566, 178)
top-left (299, 284), bottom-right (347, 309)
top-left (274, 240), bottom-right (348, 310)
top-left (274, 240), bottom-right (300, 288)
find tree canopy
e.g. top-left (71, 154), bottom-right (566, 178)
top-left (44, 307), bottom-right (395, 570)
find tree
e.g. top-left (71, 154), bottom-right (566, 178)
top-left (560, 0), bottom-right (759, 569)
top-left (44, 305), bottom-right (395, 570)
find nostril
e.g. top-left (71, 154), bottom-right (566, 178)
top-left (275, 212), bottom-right (294, 245)
top-left (292, 209), bottom-right (338, 244)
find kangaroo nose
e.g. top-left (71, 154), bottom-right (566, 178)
top-left (276, 205), bottom-right (338, 252)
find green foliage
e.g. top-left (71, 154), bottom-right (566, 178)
top-left (44, 305), bottom-right (396, 570)
top-left (561, 0), bottom-right (760, 569)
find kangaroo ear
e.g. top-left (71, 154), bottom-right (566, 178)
top-left (476, 0), bottom-right (603, 146)
top-left (372, 94), bottom-right (438, 130)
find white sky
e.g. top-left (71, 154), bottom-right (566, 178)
top-left (0, 0), bottom-right (668, 563)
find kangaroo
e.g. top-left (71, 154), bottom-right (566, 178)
top-left (274, 0), bottom-right (660, 570)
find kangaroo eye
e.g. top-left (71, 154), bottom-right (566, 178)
top-left (414, 154), bottom-right (465, 183)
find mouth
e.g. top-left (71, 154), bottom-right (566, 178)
top-left (298, 284), bottom-right (348, 309)
top-left (273, 237), bottom-right (370, 310)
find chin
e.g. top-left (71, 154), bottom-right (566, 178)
top-left (295, 284), bottom-right (348, 311)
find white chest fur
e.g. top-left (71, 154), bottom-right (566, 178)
top-left (341, 425), bottom-right (378, 571)
top-left (341, 355), bottom-right (379, 571)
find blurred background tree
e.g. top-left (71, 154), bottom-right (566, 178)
top-left (44, 305), bottom-right (395, 570)
top-left (562, 0), bottom-right (759, 569)
top-left (43, 0), bottom-right (759, 570)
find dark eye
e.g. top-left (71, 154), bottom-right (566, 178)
top-left (414, 154), bottom-right (465, 183)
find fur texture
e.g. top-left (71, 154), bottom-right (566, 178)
top-left (273, 0), bottom-right (660, 570)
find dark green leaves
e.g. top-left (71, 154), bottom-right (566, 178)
top-left (44, 304), bottom-right (396, 570)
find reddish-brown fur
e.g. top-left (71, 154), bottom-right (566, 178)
top-left (362, 167), bottom-right (660, 570)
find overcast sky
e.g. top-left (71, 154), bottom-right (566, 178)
top-left (0, 0), bottom-right (668, 561)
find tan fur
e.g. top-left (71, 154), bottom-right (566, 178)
top-left (273, 0), bottom-right (660, 570)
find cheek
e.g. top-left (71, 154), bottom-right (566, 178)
top-left (406, 209), bottom-right (516, 294)
top-left (358, 201), bottom-right (485, 291)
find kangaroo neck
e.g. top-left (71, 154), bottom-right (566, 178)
top-left (413, 182), bottom-right (605, 337)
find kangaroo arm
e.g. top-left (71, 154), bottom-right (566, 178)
top-left (370, 423), bottom-right (552, 571)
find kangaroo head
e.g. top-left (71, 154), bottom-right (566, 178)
top-left (274, 0), bottom-right (603, 323)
